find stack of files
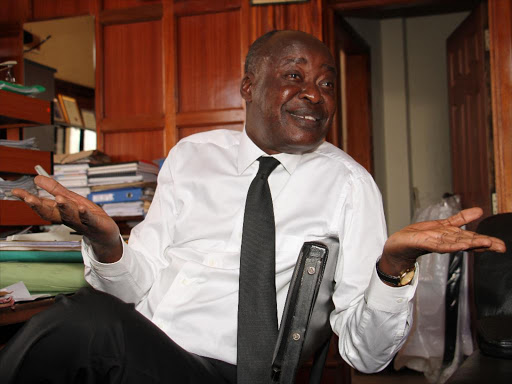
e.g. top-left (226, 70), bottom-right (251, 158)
top-left (38, 162), bottom-right (90, 199)
top-left (88, 184), bottom-right (156, 217)
top-left (87, 161), bottom-right (159, 186)
top-left (0, 226), bottom-right (88, 295)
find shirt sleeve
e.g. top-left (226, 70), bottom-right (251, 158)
top-left (330, 172), bottom-right (418, 373)
top-left (82, 149), bottom-right (179, 305)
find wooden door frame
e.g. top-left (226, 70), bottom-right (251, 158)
top-left (488, 0), bottom-right (512, 213)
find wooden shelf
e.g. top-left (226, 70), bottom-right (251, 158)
top-left (0, 90), bottom-right (51, 128)
top-left (0, 200), bottom-right (50, 226)
top-left (0, 146), bottom-right (52, 175)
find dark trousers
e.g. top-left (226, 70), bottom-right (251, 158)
top-left (0, 287), bottom-right (237, 384)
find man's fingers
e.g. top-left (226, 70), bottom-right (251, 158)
top-left (443, 207), bottom-right (483, 227)
top-left (424, 229), bottom-right (505, 253)
top-left (34, 175), bottom-right (76, 199)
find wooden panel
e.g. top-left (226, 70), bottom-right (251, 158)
top-left (101, 115), bottom-right (165, 132)
top-left (174, 0), bottom-right (241, 16)
top-left (176, 10), bottom-right (242, 113)
top-left (0, 200), bottom-right (51, 226)
top-left (345, 54), bottom-right (373, 173)
top-left (0, 90), bottom-right (51, 127)
top-left (179, 123), bottom-right (243, 140)
top-left (489, 0), bottom-right (512, 213)
top-left (103, 130), bottom-right (165, 162)
top-left (103, 0), bottom-right (160, 11)
top-left (176, 109), bottom-right (245, 127)
top-left (0, 146), bottom-right (52, 175)
top-left (248, 0), bottom-right (323, 43)
top-left (30, 0), bottom-right (91, 21)
top-left (103, 20), bottom-right (163, 119)
top-left (0, 0), bottom-right (30, 23)
top-left (99, 3), bottom-right (163, 25)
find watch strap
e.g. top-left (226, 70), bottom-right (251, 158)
top-left (376, 261), bottom-right (415, 287)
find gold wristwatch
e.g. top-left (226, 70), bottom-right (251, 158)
top-left (376, 261), bottom-right (416, 287)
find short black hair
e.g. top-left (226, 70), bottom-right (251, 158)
top-left (244, 30), bottom-right (280, 74)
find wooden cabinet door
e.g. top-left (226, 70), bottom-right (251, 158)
top-left (447, 3), bottom-right (492, 229)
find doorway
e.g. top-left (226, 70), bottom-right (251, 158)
top-left (335, 11), bottom-right (471, 234)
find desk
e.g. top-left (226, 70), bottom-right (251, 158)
top-left (0, 297), bottom-right (56, 349)
top-left (446, 350), bottom-right (512, 384)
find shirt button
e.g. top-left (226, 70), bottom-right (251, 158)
top-left (396, 298), bottom-right (404, 303)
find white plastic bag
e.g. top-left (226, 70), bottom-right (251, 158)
top-left (394, 195), bottom-right (473, 383)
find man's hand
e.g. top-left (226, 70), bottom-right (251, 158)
top-left (12, 175), bottom-right (122, 263)
top-left (379, 207), bottom-right (506, 277)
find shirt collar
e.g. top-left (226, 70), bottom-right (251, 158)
top-left (237, 128), bottom-right (302, 175)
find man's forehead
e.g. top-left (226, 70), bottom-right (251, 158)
top-left (279, 56), bottom-right (336, 74)
top-left (265, 33), bottom-right (334, 66)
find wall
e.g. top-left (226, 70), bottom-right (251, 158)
top-left (24, 15), bottom-right (95, 88)
top-left (406, 12), bottom-right (469, 212)
top-left (347, 12), bottom-right (468, 235)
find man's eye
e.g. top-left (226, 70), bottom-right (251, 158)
top-left (286, 73), bottom-right (301, 80)
top-left (321, 81), bottom-right (334, 88)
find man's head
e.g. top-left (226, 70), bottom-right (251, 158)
top-left (241, 30), bottom-right (336, 154)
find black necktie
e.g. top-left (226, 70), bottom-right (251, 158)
top-left (237, 156), bottom-right (281, 384)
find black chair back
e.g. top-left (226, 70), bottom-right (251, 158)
top-left (474, 214), bottom-right (512, 359)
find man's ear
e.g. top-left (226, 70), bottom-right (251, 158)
top-left (240, 72), bottom-right (254, 102)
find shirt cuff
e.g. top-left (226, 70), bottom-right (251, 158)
top-left (364, 261), bottom-right (419, 313)
top-left (81, 235), bottom-right (131, 277)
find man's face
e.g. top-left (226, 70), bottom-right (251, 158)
top-left (242, 32), bottom-right (336, 154)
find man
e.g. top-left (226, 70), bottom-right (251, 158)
top-left (0, 30), bottom-right (505, 383)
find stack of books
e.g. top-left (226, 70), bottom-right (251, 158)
top-left (46, 163), bottom-right (90, 198)
top-left (87, 161), bottom-right (159, 186)
top-left (86, 161), bottom-right (159, 218)
top-left (37, 150), bottom-right (111, 200)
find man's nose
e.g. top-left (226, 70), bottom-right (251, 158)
top-left (299, 82), bottom-right (323, 104)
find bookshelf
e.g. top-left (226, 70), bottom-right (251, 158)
top-left (0, 90), bottom-right (53, 228)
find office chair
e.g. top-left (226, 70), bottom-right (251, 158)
top-left (271, 238), bottom-right (339, 384)
top-left (474, 213), bottom-right (512, 359)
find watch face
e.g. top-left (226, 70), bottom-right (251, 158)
top-left (399, 269), bottom-right (415, 286)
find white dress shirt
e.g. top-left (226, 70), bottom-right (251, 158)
top-left (83, 129), bottom-right (417, 373)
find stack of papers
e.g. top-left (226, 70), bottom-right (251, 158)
top-left (0, 175), bottom-right (37, 200)
top-left (0, 137), bottom-right (38, 149)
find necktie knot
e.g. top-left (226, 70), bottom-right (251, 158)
top-left (257, 156), bottom-right (280, 179)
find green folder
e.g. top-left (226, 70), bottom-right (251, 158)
top-left (0, 251), bottom-right (83, 263)
top-left (0, 262), bottom-right (88, 294)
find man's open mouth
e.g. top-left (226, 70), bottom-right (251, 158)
top-left (289, 112), bottom-right (321, 122)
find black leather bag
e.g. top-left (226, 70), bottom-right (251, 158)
top-left (474, 213), bottom-right (512, 359)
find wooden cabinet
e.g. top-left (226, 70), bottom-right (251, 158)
top-left (0, 90), bottom-right (52, 228)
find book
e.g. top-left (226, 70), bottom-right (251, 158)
top-left (0, 240), bottom-right (81, 251)
top-left (88, 187), bottom-right (144, 204)
top-left (0, 262), bottom-right (88, 294)
top-left (54, 163), bottom-right (89, 175)
top-left (88, 174), bottom-right (153, 185)
top-left (90, 181), bottom-right (157, 192)
top-left (0, 250), bottom-right (83, 262)
top-left (38, 186), bottom-right (91, 199)
top-left (88, 161), bottom-right (159, 176)
top-left (102, 201), bottom-right (144, 217)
